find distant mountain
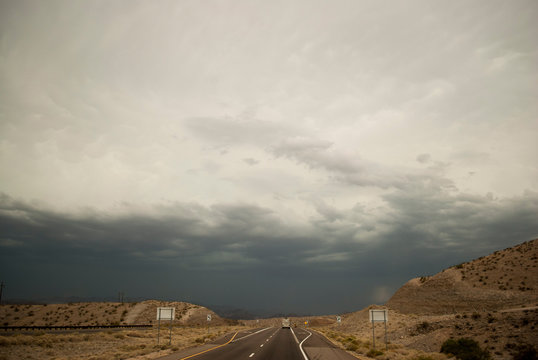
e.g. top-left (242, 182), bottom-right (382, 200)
top-left (386, 239), bottom-right (538, 314)
top-left (204, 305), bottom-right (257, 320)
top-left (266, 312), bottom-right (312, 318)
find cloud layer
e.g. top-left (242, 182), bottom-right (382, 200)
top-left (1, 0), bottom-right (537, 313)
top-left (2, 188), bottom-right (537, 313)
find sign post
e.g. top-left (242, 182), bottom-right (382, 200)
top-left (156, 307), bottom-right (175, 345)
top-left (207, 314), bottom-right (212, 334)
top-left (336, 316), bottom-right (341, 325)
top-left (369, 309), bottom-right (388, 350)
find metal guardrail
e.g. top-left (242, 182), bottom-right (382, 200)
top-left (1, 324), bottom-right (152, 331)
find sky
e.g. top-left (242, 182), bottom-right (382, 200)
top-left (1, 0), bottom-right (537, 315)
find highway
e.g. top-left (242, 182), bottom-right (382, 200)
top-left (157, 327), bottom-right (357, 360)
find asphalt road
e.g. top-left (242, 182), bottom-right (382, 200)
top-left (157, 327), bottom-right (357, 360)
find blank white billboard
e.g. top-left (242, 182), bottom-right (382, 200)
top-left (369, 309), bottom-right (388, 322)
top-left (156, 307), bottom-right (175, 320)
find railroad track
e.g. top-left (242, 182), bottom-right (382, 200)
top-left (1, 324), bottom-right (152, 331)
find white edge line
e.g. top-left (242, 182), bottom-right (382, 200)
top-left (232, 327), bottom-right (272, 343)
top-left (290, 327), bottom-right (299, 344)
top-left (299, 328), bottom-right (312, 360)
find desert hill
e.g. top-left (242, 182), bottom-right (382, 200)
top-left (243, 240), bottom-right (537, 359)
top-left (0, 299), bottom-right (233, 327)
top-left (386, 239), bottom-right (538, 315)
top-left (300, 239), bottom-right (538, 359)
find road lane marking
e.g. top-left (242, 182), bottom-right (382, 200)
top-left (249, 353), bottom-right (255, 357)
top-left (232, 327), bottom-right (272, 342)
top-left (290, 327), bottom-right (299, 344)
top-left (299, 328), bottom-right (312, 360)
top-left (260, 344), bottom-right (264, 347)
top-left (179, 332), bottom-right (239, 359)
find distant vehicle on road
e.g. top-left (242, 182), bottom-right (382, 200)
top-left (281, 318), bottom-right (290, 328)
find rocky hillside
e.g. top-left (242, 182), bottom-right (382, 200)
top-left (0, 299), bottom-right (232, 327)
top-left (302, 240), bottom-right (538, 359)
top-left (386, 239), bottom-right (538, 314)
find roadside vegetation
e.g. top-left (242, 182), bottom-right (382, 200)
top-left (319, 329), bottom-right (448, 360)
top-left (440, 338), bottom-right (491, 360)
top-left (0, 325), bottom-right (243, 360)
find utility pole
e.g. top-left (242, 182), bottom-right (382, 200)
top-left (0, 281), bottom-right (5, 305)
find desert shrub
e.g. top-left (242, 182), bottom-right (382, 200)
top-left (416, 321), bottom-right (431, 333)
top-left (346, 343), bottom-right (359, 351)
top-left (471, 313), bottom-right (481, 320)
top-left (37, 339), bottom-right (53, 348)
top-left (440, 338), bottom-right (491, 360)
top-left (512, 344), bottom-right (537, 360)
top-left (367, 349), bottom-right (384, 357)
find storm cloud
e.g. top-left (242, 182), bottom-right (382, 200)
top-left (1, 189), bottom-right (537, 313)
top-left (1, 0), bottom-right (537, 314)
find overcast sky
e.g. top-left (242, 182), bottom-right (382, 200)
top-left (1, 0), bottom-right (537, 315)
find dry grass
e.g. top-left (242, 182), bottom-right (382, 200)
top-left (316, 328), bottom-right (448, 360)
top-left (386, 239), bottom-right (538, 315)
top-left (0, 325), bottom-right (244, 360)
top-left (0, 302), bottom-right (137, 327)
top-left (308, 307), bottom-right (538, 359)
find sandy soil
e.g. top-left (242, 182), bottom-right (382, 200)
top-left (125, 303), bottom-right (148, 325)
top-left (0, 325), bottom-right (244, 360)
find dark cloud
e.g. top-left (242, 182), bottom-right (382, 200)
top-left (1, 191), bottom-right (537, 314)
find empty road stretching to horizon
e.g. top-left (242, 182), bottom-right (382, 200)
top-left (156, 327), bottom-right (357, 360)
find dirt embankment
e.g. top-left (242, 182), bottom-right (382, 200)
top-left (387, 239), bottom-right (538, 315)
top-left (265, 239), bottom-right (538, 360)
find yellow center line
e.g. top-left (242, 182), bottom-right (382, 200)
top-left (179, 332), bottom-right (239, 360)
